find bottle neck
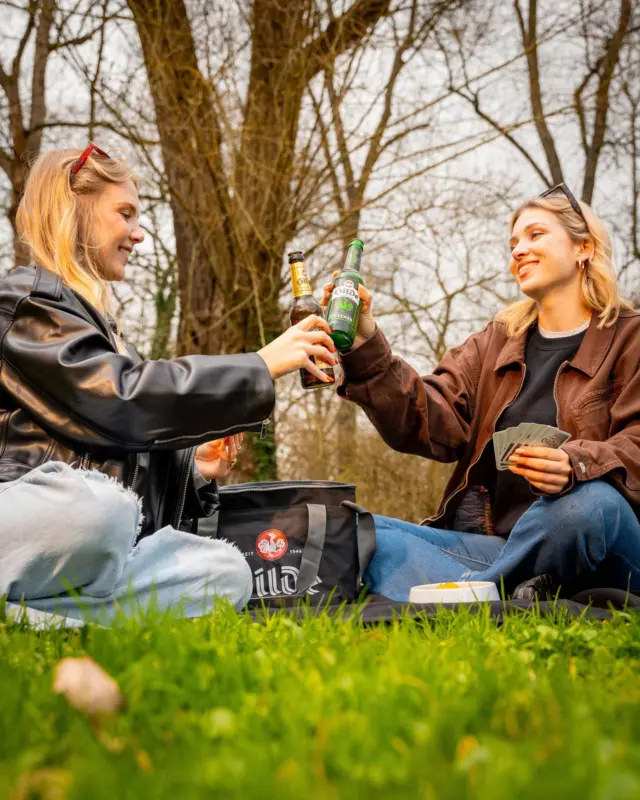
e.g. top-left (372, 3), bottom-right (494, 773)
top-left (344, 246), bottom-right (362, 273)
top-left (290, 260), bottom-right (313, 298)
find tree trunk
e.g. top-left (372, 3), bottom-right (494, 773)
top-left (127, 0), bottom-right (390, 478)
top-left (7, 166), bottom-right (31, 267)
top-left (127, 0), bottom-right (237, 356)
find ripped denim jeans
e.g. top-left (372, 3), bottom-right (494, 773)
top-left (0, 461), bottom-right (251, 625)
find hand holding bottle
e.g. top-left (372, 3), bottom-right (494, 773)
top-left (322, 273), bottom-right (376, 350)
top-left (288, 251), bottom-right (336, 389)
top-left (257, 315), bottom-right (338, 382)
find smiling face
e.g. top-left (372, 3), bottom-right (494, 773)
top-left (509, 208), bottom-right (589, 301)
top-left (88, 180), bottom-right (144, 281)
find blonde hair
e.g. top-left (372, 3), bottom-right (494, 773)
top-left (496, 195), bottom-right (633, 337)
top-left (16, 148), bottom-right (139, 316)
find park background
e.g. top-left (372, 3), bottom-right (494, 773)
top-left (1, 0), bottom-right (639, 521)
top-left (2, 6), bottom-right (640, 797)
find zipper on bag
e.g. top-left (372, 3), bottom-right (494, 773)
top-left (219, 480), bottom-right (355, 495)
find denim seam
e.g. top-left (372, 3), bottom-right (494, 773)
top-left (431, 545), bottom-right (495, 568)
top-left (373, 519), bottom-right (497, 567)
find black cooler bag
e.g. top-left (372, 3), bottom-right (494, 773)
top-left (201, 481), bottom-right (376, 603)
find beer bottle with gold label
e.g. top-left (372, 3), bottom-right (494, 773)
top-left (288, 251), bottom-right (335, 390)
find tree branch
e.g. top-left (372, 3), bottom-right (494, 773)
top-left (28, 0), bottom-right (56, 155)
top-left (581, 0), bottom-right (632, 203)
top-left (0, 146), bottom-right (13, 176)
top-left (513, 0), bottom-right (563, 185)
top-left (451, 83), bottom-right (552, 185)
top-left (10, 1), bottom-right (37, 78)
top-left (308, 83), bottom-right (347, 221)
top-left (325, 64), bottom-right (356, 207)
top-left (573, 59), bottom-right (600, 156)
top-left (300, 0), bottom-right (391, 84)
top-left (49, 22), bottom-right (109, 51)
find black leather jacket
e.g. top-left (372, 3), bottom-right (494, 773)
top-left (0, 265), bottom-right (275, 537)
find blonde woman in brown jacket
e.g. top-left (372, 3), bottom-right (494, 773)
top-left (324, 185), bottom-right (640, 601)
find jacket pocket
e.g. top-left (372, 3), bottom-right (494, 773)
top-left (571, 380), bottom-right (625, 418)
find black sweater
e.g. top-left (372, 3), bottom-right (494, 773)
top-left (491, 324), bottom-right (586, 536)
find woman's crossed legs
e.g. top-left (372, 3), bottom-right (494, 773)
top-left (368, 481), bottom-right (640, 601)
top-left (0, 462), bottom-right (252, 623)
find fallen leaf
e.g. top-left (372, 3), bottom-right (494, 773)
top-left (53, 657), bottom-right (124, 715)
top-left (12, 768), bottom-right (71, 800)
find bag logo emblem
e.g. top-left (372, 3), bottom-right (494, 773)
top-left (256, 529), bottom-right (288, 561)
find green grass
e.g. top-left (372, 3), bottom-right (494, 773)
top-left (1, 604), bottom-right (640, 799)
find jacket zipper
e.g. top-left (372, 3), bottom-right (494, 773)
top-left (480, 485), bottom-right (495, 535)
top-left (155, 418), bottom-right (270, 446)
top-left (173, 447), bottom-right (195, 528)
top-left (424, 364), bottom-right (528, 526)
top-left (128, 453), bottom-right (140, 490)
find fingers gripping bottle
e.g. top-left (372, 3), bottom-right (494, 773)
top-left (326, 238), bottom-right (364, 352)
top-left (288, 251), bottom-right (335, 390)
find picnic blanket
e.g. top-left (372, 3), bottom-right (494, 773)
top-left (5, 589), bottom-right (637, 629)
top-left (248, 589), bottom-right (640, 623)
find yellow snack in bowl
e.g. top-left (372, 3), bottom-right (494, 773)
top-left (435, 582), bottom-right (460, 589)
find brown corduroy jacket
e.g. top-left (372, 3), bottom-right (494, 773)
top-left (339, 310), bottom-right (640, 533)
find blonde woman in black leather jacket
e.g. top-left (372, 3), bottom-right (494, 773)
top-left (0, 144), bottom-right (338, 623)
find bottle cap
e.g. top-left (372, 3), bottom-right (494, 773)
top-left (288, 251), bottom-right (305, 264)
top-left (348, 239), bottom-right (364, 251)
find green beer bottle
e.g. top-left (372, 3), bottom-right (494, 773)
top-left (326, 238), bottom-right (364, 352)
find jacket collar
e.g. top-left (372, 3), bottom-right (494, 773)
top-left (494, 313), bottom-right (615, 376)
top-left (569, 312), bottom-right (616, 377)
top-left (494, 327), bottom-right (527, 371)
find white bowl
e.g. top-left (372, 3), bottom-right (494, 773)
top-left (408, 581), bottom-right (500, 604)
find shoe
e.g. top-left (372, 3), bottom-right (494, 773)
top-left (511, 574), bottom-right (560, 601)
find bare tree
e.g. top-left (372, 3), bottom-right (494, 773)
top-left (0, 0), bottom-right (113, 265)
top-left (125, 0), bottom-right (391, 360)
top-left (121, 0), bottom-right (393, 479)
top-left (2, 0), bottom-right (637, 494)
top-left (440, 0), bottom-right (636, 204)
top-left (303, 0), bottom-right (459, 466)
top-left (614, 33), bottom-right (640, 301)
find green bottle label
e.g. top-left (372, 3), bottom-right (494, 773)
top-left (332, 283), bottom-right (360, 307)
top-left (327, 277), bottom-right (362, 344)
top-left (327, 239), bottom-right (364, 350)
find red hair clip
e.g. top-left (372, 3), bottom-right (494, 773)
top-left (70, 142), bottom-right (111, 176)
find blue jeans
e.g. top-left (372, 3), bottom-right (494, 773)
top-left (367, 481), bottom-right (640, 601)
top-left (0, 462), bottom-right (252, 625)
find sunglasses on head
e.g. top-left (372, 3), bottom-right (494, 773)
top-left (70, 142), bottom-right (111, 176)
top-left (539, 182), bottom-right (588, 226)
